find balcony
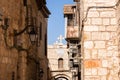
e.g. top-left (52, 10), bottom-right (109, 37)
top-left (66, 26), bottom-right (79, 40)
top-left (63, 5), bottom-right (75, 14)
top-left (64, 4), bottom-right (79, 41)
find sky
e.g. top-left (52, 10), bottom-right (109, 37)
top-left (46, 0), bottom-right (74, 45)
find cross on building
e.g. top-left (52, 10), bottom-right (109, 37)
top-left (57, 35), bottom-right (64, 44)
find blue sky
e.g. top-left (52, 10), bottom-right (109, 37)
top-left (46, 0), bottom-right (74, 45)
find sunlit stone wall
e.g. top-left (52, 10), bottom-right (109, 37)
top-left (48, 43), bottom-right (72, 80)
top-left (82, 0), bottom-right (120, 80)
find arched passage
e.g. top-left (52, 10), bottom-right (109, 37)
top-left (51, 74), bottom-right (71, 80)
top-left (58, 58), bottom-right (64, 68)
top-left (55, 76), bottom-right (68, 80)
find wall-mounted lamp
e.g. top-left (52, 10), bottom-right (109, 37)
top-left (13, 24), bottom-right (38, 45)
top-left (0, 17), bottom-right (37, 50)
top-left (28, 27), bottom-right (37, 45)
top-left (0, 5), bottom-right (38, 50)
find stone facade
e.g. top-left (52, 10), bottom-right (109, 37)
top-left (82, 0), bottom-right (120, 80)
top-left (47, 35), bottom-right (72, 80)
top-left (64, 0), bottom-right (120, 80)
top-left (0, 0), bottom-right (50, 80)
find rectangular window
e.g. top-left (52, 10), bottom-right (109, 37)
top-left (67, 14), bottom-right (74, 26)
top-left (39, 22), bottom-right (42, 40)
top-left (45, 33), bottom-right (47, 56)
top-left (38, 22), bottom-right (42, 46)
top-left (58, 58), bottom-right (63, 69)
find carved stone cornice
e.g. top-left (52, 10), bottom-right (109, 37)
top-left (40, 5), bottom-right (51, 18)
top-left (35, 0), bottom-right (51, 18)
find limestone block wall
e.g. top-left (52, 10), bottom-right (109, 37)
top-left (0, 0), bottom-right (22, 80)
top-left (82, 0), bottom-right (120, 80)
top-left (0, 0), bottom-right (50, 80)
top-left (48, 45), bottom-right (69, 71)
top-left (47, 44), bottom-right (72, 80)
top-left (117, 1), bottom-right (120, 78)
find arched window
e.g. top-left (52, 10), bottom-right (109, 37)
top-left (58, 58), bottom-right (63, 69)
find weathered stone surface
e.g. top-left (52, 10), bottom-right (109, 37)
top-left (98, 68), bottom-right (108, 75)
top-left (84, 60), bottom-right (101, 68)
top-left (102, 18), bottom-right (110, 25)
top-left (84, 26), bottom-right (99, 31)
top-left (88, 11), bottom-right (99, 17)
top-left (84, 68), bottom-right (92, 75)
top-left (98, 26), bottom-right (106, 31)
top-left (48, 44), bottom-right (72, 80)
top-left (91, 18), bottom-right (102, 25)
top-left (91, 49), bottom-right (98, 59)
top-left (91, 68), bottom-right (98, 75)
top-left (85, 76), bottom-right (100, 80)
top-left (106, 26), bottom-right (117, 31)
top-left (84, 32), bottom-right (91, 40)
top-left (110, 18), bottom-right (117, 25)
top-left (100, 76), bottom-right (107, 80)
top-left (98, 49), bottom-right (107, 59)
top-left (100, 11), bottom-right (116, 17)
top-left (85, 18), bottom-right (91, 25)
top-left (0, 0), bottom-right (50, 80)
top-left (84, 41), bottom-right (94, 49)
top-left (94, 41), bottom-right (106, 49)
top-left (102, 60), bottom-right (108, 67)
top-left (92, 32), bottom-right (110, 40)
top-left (84, 49), bottom-right (91, 59)
top-left (82, 0), bottom-right (119, 79)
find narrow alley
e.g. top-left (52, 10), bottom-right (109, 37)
top-left (0, 0), bottom-right (120, 80)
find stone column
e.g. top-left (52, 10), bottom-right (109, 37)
top-left (17, 51), bottom-right (27, 80)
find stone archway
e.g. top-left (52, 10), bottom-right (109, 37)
top-left (55, 76), bottom-right (68, 80)
top-left (51, 74), bottom-right (71, 80)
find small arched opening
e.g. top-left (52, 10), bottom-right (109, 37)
top-left (50, 74), bottom-right (71, 80)
top-left (58, 58), bottom-right (64, 69)
top-left (55, 76), bottom-right (68, 80)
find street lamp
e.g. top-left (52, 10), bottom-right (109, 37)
top-left (0, 16), bottom-right (38, 50)
top-left (28, 27), bottom-right (37, 45)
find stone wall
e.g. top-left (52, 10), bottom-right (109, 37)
top-left (0, 0), bottom-right (22, 80)
top-left (117, 0), bottom-right (120, 78)
top-left (0, 0), bottom-right (50, 80)
top-left (82, 0), bottom-right (120, 80)
top-left (48, 44), bottom-right (72, 80)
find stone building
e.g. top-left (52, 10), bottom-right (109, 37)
top-left (47, 35), bottom-right (72, 80)
top-left (0, 0), bottom-right (50, 80)
top-left (64, 0), bottom-right (120, 80)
